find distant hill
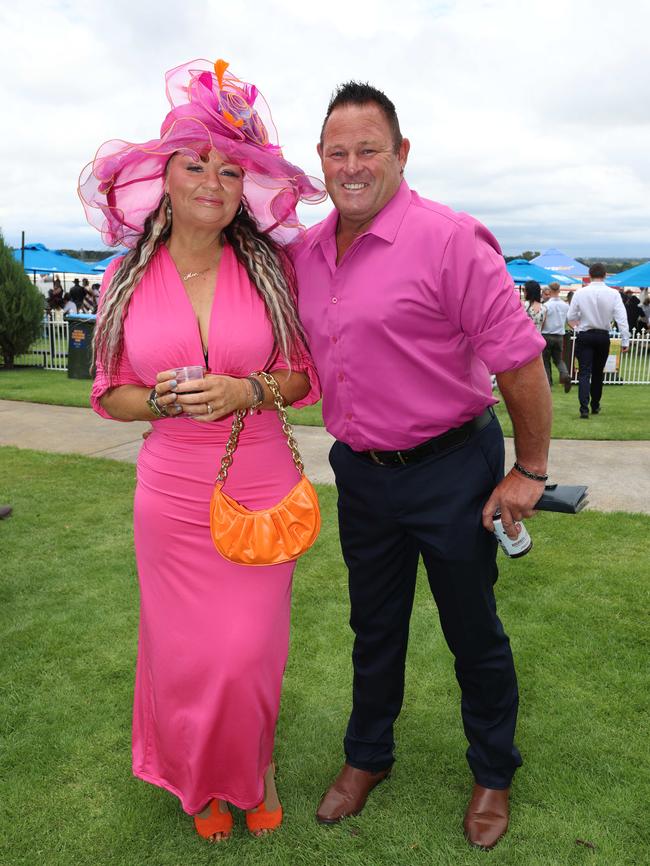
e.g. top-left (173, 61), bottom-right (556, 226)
top-left (58, 250), bottom-right (112, 263)
top-left (576, 258), bottom-right (650, 275)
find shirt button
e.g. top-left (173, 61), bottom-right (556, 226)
top-left (331, 336), bottom-right (338, 343)
top-left (331, 297), bottom-right (338, 304)
top-left (346, 413), bottom-right (352, 420)
top-left (338, 373), bottom-right (344, 382)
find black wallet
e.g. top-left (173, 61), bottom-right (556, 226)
top-left (535, 484), bottom-right (589, 514)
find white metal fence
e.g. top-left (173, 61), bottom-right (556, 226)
top-left (15, 314), bottom-right (69, 371)
top-left (14, 318), bottom-right (650, 385)
top-left (568, 328), bottom-right (650, 385)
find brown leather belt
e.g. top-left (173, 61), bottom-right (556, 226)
top-left (357, 407), bottom-right (495, 467)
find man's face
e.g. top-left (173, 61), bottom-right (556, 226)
top-left (318, 102), bottom-right (409, 233)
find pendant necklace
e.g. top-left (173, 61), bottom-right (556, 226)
top-left (181, 267), bottom-right (211, 282)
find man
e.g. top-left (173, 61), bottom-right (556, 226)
top-left (68, 278), bottom-right (86, 309)
top-left (293, 82), bottom-right (552, 850)
top-left (541, 282), bottom-right (572, 390)
top-left (567, 263), bottom-right (629, 419)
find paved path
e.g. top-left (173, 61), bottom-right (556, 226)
top-left (1, 400), bottom-right (648, 513)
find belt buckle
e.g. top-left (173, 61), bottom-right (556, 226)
top-left (368, 450), bottom-right (406, 466)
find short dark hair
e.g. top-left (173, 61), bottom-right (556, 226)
top-left (589, 262), bottom-right (607, 279)
top-left (524, 280), bottom-right (541, 303)
top-left (320, 81), bottom-right (403, 152)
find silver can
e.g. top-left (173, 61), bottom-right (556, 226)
top-left (493, 510), bottom-right (532, 558)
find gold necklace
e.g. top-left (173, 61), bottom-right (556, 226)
top-left (181, 267), bottom-right (211, 282)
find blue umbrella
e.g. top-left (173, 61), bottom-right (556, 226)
top-left (91, 251), bottom-right (127, 273)
top-left (605, 261), bottom-right (650, 288)
top-left (13, 243), bottom-right (95, 275)
top-left (530, 248), bottom-right (589, 277)
top-left (506, 259), bottom-right (579, 286)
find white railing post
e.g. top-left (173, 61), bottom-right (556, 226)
top-left (569, 328), bottom-right (650, 385)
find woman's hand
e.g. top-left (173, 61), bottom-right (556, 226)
top-left (173, 374), bottom-right (250, 422)
top-left (153, 370), bottom-right (184, 416)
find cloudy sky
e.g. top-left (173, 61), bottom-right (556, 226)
top-left (2, 0), bottom-right (649, 256)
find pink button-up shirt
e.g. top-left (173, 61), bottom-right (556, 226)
top-left (293, 181), bottom-right (545, 451)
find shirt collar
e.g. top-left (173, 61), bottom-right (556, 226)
top-left (308, 179), bottom-right (412, 251)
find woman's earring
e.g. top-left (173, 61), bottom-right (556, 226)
top-left (236, 202), bottom-right (244, 217)
top-left (165, 193), bottom-right (172, 220)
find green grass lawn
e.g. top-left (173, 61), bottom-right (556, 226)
top-left (1, 447), bottom-right (647, 866)
top-left (1, 367), bottom-right (649, 438)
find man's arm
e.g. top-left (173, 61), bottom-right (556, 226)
top-left (482, 355), bottom-right (552, 538)
top-left (612, 294), bottom-right (631, 350)
top-left (567, 295), bottom-right (580, 329)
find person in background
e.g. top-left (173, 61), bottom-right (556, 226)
top-left (625, 294), bottom-right (643, 333)
top-left (541, 282), bottom-right (571, 391)
top-left (567, 263), bottom-right (629, 418)
top-left (523, 280), bottom-right (546, 332)
top-left (62, 294), bottom-right (77, 316)
top-left (639, 290), bottom-right (650, 329)
top-left (293, 79), bottom-right (551, 852)
top-left (80, 282), bottom-right (97, 313)
top-left (68, 278), bottom-right (86, 309)
top-left (47, 279), bottom-right (66, 312)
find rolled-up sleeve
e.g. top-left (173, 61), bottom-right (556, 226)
top-left (439, 216), bottom-right (546, 373)
top-left (90, 258), bottom-right (146, 420)
top-left (271, 337), bottom-right (321, 409)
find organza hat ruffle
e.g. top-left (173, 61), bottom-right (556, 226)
top-left (78, 59), bottom-right (326, 247)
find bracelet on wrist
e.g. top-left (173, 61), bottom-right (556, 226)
top-left (513, 461), bottom-right (548, 482)
top-left (146, 387), bottom-right (170, 418)
top-left (245, 375), bottom-right (264, 414)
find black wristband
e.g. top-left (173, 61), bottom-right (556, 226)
top-left (513, 462), bottom-right (548, 482)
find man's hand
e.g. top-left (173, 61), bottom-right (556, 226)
top-left (490, 355), bottom-right (552, 539)
top-left (482, 468), bottom-right (545, 539)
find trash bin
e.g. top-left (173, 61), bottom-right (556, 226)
top-left (67, 314), bottom-right (96, 379)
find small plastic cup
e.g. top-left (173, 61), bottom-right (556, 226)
top-left (174, 366), bottom-right (204, 393)
top-left (174, 365), bottom-right (204, 383)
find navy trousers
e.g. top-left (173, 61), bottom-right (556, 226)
top-left (575, 330), bottom-right (610, 413)
top-left (329, 415), bottom-right (522, 789)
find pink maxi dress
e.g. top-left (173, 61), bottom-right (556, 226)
top-left (91, 244), bottom-right (319, 813)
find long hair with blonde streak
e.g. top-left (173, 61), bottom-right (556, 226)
top-left (93, 195), bottom-right (172, 381)
top-left (94, 198), bottom-right (307, 383)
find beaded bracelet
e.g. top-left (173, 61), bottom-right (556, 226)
top-left (513, 462), bottom-right (548, 482)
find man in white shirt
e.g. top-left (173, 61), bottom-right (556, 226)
top-left (541, 282), bottom-right (571, 391)
top-left (567, 263), bottom-right (630, 418)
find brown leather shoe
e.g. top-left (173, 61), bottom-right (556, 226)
top-left (316, 763), bottom-right (391, 824)
top-left (463, 783), bottom-right (510, 850)
top-left (561, 373), bottom-right (572, 393)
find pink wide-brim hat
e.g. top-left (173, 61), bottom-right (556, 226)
top-left (78, 59), bottom-right (326, 247)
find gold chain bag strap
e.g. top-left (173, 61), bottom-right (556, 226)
top-left (209, 372), bottom-right (321, 565)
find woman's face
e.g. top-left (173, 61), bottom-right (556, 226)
top-left (166, 147), bottom-right (244, 233)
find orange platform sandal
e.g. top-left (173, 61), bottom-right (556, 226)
top-left (193, 799), bottom-right (233, 842)
top-left (246, 763), bottom-right (283, 836)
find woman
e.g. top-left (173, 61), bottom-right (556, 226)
top-left (523, 279), bottom-right (546, 332)
top-left (47, 278), bottom-right (65, 312)
top-left (78, 58), bottom-right (326, 842)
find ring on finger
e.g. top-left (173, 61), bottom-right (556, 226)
top-left (207, 402), bottom-right (213, 414)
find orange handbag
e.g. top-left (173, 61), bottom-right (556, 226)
top-left (210, 372), bottom-right (321, 566)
